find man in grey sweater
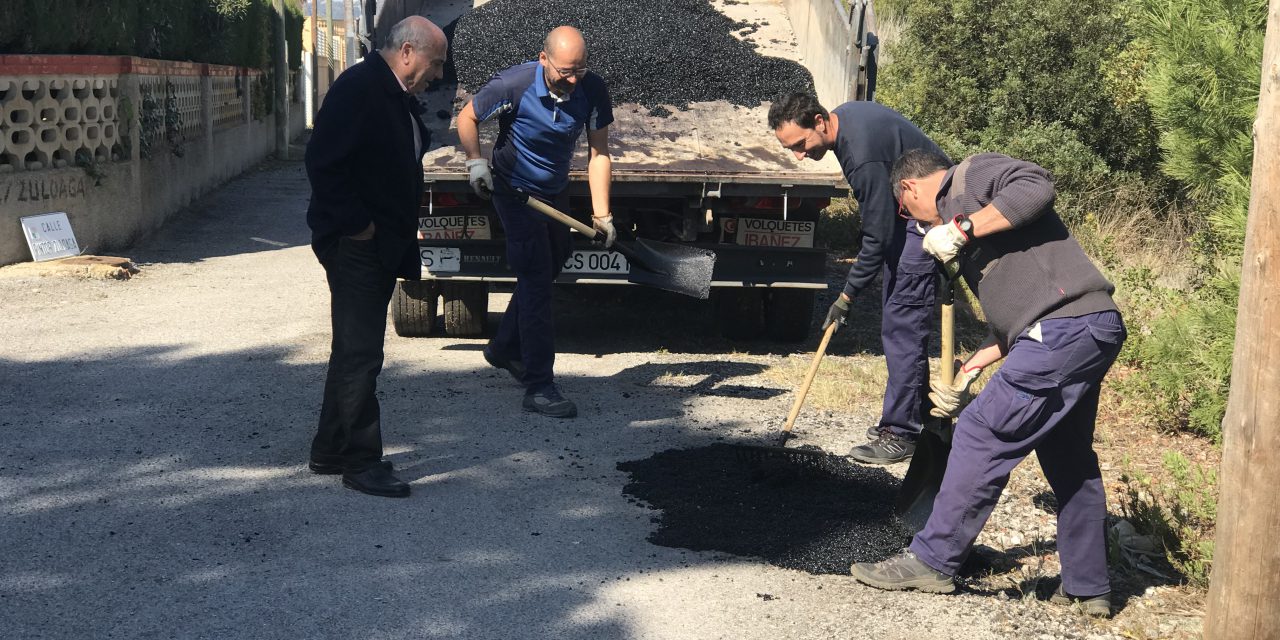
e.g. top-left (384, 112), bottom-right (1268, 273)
top-left (849, 150), bottom-right (1125, 617)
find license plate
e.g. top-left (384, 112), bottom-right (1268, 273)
top-left (420, 247), bottom-right (461, 273)
top-left (561, 250), bottom-right (629, 274)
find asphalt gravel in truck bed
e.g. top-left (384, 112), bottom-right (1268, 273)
top-left (618, 444), bottom-right (914, 575)
top-left (450, 0), bottom-right (815, 111)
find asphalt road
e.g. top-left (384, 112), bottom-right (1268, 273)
top-left (0, 161), bottom-right (1113, 640)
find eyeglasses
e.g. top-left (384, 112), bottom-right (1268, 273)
top-left (549, 63), bottom-right (588, 78)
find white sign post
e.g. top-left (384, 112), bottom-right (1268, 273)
top-left (20, 212), bottom-right (81, 262)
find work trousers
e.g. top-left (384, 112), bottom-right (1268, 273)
top-left (489, 189), bottom-right (573, 393)
top-left (310, 236), bottom-right (397, 472)
top-left (911, 310), bottom-right (1126, 597)
top-left (879, 219), bottom-right (937, 439)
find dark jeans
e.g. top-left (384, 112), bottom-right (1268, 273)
top-left (489, 189), bottom-right (572, 393)
top-left (880, 219), bottom-right (938, 439)
top-left (310, 236), bottom-right (397, 472)
top-left (910, 310), bottom-right (1126, 596)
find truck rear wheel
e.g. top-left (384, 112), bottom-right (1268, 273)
top-left (765, 289), bottom-right (816, 342)
top-left (392, 280), bottom-right (439, 337)
top-left (714, 288), bottom-right (766, 340)
top-left (441, 282), bottom-right (489, 336)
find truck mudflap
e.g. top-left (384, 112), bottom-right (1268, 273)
top-left (417, 240), bottom-right (828, 289)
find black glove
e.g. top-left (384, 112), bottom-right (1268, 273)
top-left (822, 295), bottom-right (851, 330)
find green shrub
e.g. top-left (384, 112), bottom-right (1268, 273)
top-left (876, 0), bottom-right (1159, 175)
top-left (1119, 452), bottom-right (1218, 587)
top-left (0, 0), bottom-right (303, 71)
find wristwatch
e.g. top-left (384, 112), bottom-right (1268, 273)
top-left (953, 214), bottom-right (974, 240)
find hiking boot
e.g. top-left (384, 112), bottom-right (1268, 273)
top-left (848, 431), bottom-right (916, 464)
top-left (866, 424), bottom-right (886, 440)
top-left (522, 386), bottom-right (578, 418)
top-left (851, 549), bottom-right (955, 593)
top-left (483, 347), bottom-right (526, 383)
top-left (1050, 584), bottom-right (1112, 618)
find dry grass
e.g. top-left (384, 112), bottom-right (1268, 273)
top-left (761, 353), bottom-right (889, 412)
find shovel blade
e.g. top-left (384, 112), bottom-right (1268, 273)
top-left (621, 238), bottom-right (716, 299)
top-left (895, 418), bottom-right (952, 534)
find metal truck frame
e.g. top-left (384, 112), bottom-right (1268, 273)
top-left (393, 0), bottom-right (878, 342)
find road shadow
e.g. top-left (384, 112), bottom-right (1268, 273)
top-left (0, 338), bottom-right (831, 639)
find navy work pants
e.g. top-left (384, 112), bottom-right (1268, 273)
top-left (910, 310), bottom-right (1126, 597)
top-left (489, 189), bottom-right (573, 393)
top-left (311, 236), bottom-right (397, 472)
top-left (880, 219), bottom-right (938, 439)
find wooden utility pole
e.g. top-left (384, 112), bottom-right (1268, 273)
top-left (272, 0), bottom-right (289, 159)
top-left (1204, 0), bottom-right (1280, 637)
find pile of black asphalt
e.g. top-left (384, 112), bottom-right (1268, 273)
top-left (618, 444), bottom-right (914, 575)
top-left (449, 0), bottom-right (815, 111)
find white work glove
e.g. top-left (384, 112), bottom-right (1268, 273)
top-left (592, 214), bottom-right (616, 248)
top-left (922, 218), bottom-right (970, 263)
top-left (465, 158), bottom-right (493, 199)
top-left (928, 362), bottom-right (984, 419)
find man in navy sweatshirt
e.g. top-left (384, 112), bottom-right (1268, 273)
top-left (849, 150), bottom-right (1124, 617)
top-left (769, 94), bottom-right (948, 464)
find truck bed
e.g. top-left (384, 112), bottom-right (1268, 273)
top-left (418, 0), bottom-right (847, 187)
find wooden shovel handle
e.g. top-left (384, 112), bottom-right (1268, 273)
top-left (940, 261), bottom-right (961, 386)
top-left (523, 195), bottom-right (598, 238)
top-left (782, 321), bottom-right (839, 434)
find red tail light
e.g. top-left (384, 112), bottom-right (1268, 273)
top-left (431, 191), bottom-right (466, 207)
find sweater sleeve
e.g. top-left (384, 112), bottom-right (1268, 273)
top-left (980, 155), bottom-right (1057, 228)
top-left (304, 80), bottom-right (374, 237)
top-left (843, 161), bottom-right (896, 297)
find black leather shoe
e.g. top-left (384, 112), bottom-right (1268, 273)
top-left (309, 459), bottom-right (393, 475)
top-left (483, 347), bottom-right (526, 383)
top-left (341, 465), bottom-right (410, 498)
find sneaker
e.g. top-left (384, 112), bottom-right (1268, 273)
top-left (1050, 584), bottom-right (1112, 618)
top-left (851, 549), bottom-right (955, 593)
top-left (483, 347), bottom-right (526, 383)
top-left (866, 424), bottom-right (885, 440)
top-left (522, 386), bottom-right (578, 418)
top-left (848, 432), bottom-right (916, 464)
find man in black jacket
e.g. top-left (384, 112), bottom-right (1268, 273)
top-left (304, 16), bottom-right (446, 498)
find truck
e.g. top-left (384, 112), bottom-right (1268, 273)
top-left (392, 0), bottom-right (877, 342)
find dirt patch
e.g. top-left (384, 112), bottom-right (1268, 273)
top-left (618, 443), bottom-right (912, 574)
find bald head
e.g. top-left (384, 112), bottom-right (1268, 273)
top-left (384, 16), bottom-right (446, 54)
top-left (539, 26), bottom-right (588, 95)
top-left (381, 16), bottom-right (448, 94)
top-left (543, 26), bottom-right (587, 61)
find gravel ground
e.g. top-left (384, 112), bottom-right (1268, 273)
top-left (0, 160), bottom-right (1131, 639)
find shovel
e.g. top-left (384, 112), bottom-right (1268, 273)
top-left (520, 196), bottom-right (716, 299)
top-left (895, 262), bottom-right (961, 533)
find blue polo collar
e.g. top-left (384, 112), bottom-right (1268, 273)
top-left (532, 63), bottom-right (572, 102)
top-left (533, 63), bottom-right (549, 98)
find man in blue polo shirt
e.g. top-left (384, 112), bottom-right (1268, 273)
top-left (456, 26), bottom-right (615, 418)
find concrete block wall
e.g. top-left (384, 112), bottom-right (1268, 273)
top-left (0, 55), bottom-right (307, 266)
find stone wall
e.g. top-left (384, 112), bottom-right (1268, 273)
top-left (0, 55), bottom-right (307, 265)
